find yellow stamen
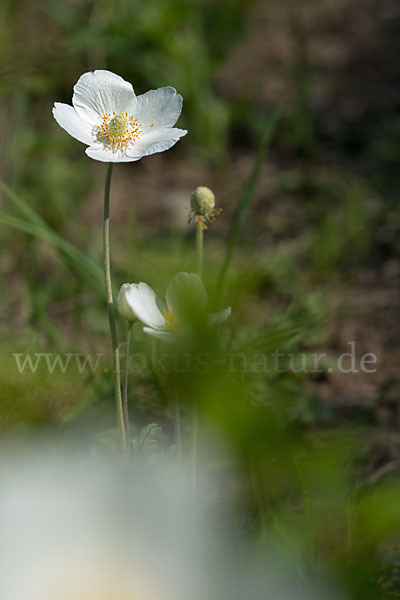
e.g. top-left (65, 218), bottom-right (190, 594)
top-left (187, 208), bottom-right (223, 230)
top-left (163, 309), bottom-right (176, 331)
top-left (95, 112), bottom-right (142, 151)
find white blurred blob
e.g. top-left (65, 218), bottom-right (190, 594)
top-left (0, 443), bottom-right (342, 600)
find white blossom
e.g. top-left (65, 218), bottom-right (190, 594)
top-left (53, 70), bottom-right (187, 162)
top-left (118, 272), bottom-right (231, 340)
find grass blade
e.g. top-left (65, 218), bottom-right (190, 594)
top-left (218, 106), bottom-right (281, 296)
top-left (0, 181), bottom-right (104, 295)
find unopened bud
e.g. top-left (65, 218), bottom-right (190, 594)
top-left (190, 186), bottom-right (215, 216)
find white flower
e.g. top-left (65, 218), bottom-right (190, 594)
top-left (52, 70), bottom-right (187, 162)
top-left (0, 449), bottom-right (195, 600)
top-left (0, 445), bottom-right (340, 600)
top-left (118, 272), bottom-right (231, 340)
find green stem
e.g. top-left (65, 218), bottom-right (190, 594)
top-left (292, 450), bottom-right (314, 547)
top-left (250, 462), bottom-right (268, 543)
top-left (122, 322), bottom-right (133, 462)
top-left (196, 222), bottom-right (203, 277)
top-left (191, 222), bottom-right (204, 497)
top-left (191, 408), bottom-right (198, 497)
top-left (174, 394), bottom-right (182, 460)
top-left (103, 163), bottom-right (127, 455)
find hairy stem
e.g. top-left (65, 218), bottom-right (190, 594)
top-left (103, 162), bottom-right (127, 455)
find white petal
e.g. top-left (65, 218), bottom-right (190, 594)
top-left (134, 87), bottom-right (183, 131)
top-left (123, 282), bottom-right (166, 329)
top-left (143, 327), bottom-right (174, 342)
top-left (72, 70), bottom-right (137, 125)
top-left (85, 143), bottom-right (142, 163)
top-left (166, 272), bottom-right (207, 314)
top-left (126, 127), bottom-right (187, 159)
top-left (208, 307), bottom-right (231, 326)
top-left (52, 103), bottom-right (94, 145)
top-left (118, 284), bottom-right (137, 322)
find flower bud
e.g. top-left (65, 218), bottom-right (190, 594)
top-left (190, 186), bottom-right (215, 216)
top-left (118, 283), bottom-right (137, 323)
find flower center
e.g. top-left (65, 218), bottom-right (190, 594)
top-left (163, 309), bottom-right (176, 331)
top-left (96, 112), bottom-right (142, 151)
top-left (108, 114), bottom-right (129, 136)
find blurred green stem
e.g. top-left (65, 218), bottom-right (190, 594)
top-left (174, 395), bottom-right (182, 459)
top-left (191, 409), bottom-right (198, 498)
top-left (122, 322), bottom-right (133, 462)
top-left (250, 463), bottom-right (267, 542)
top-left (103, 163), bottom-right (127, 456)
top-left (292, 450), bottom-right (314, 548)
top-left (192, 222), bottom-right (204, 497)
top-left (196, 222), bottom-right (203, 277)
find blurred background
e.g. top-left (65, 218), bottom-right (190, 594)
top-left (1, 0), bottom-right (400, 596)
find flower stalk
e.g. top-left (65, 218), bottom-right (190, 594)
top-left (191, 221), bottom-right (204, 497)
top-left (174, 394), bottom-right (182, 460)
top-left (196, 222), bottom-right (203, 277)
top-left (122, 322), bottom-right (133, 462)
top-left (103, 162), bottom-right (127, 455)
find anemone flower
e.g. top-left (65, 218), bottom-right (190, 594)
top-left (53, 70), bottom-right (187, 162)
top-left (118, 272), bottom-right (231, 341)
top-left (52, 71), bottom-right (188, 457)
